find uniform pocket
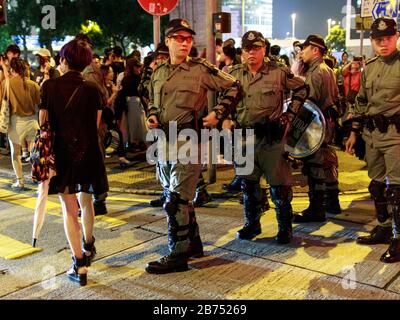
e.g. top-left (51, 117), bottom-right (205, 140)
top-left (257, 86), bottom-right (281, 114)
top-left (383, 78), bottom-right (400, 103)
top-left (175, 85), bottom-right (200, 110)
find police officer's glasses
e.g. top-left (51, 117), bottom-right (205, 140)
top-left (169, 34), bottom-right (193, 44)
top-left (243, 46), bottom-right (263, 53)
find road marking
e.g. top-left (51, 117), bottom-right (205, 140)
top-left (0, 234), bottom-right (42, 259)
top-left (0, 180), bottom-right (126, 228)
top-left (0, 187), bottom-right (62, 216)
top-left (94, 215), bottom-right (127, 229)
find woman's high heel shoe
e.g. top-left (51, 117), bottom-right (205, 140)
top-left (82, 236), bottom-right (96, 266)
top-left (66, 256), bottom-right (87, 286)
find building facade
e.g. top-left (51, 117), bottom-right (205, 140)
top-left (169, 0), bottom-right (273, 51)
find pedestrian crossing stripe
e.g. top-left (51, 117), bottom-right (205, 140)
top-left (0, 234), bottom-right (42, 259)
top-left (0, 181), bottom-right (127, 229)
top-left (0, 188), bottom-right (62, 216)
top-left (94, 215), bottom-right (127, 229)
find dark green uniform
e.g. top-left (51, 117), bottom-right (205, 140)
top-left (354, 51), bottom-right (400, 241)
top-left (148, 56), bottom-right (241, 257)
top-left (230, 59), bottom-right (308, 243)
top-left (295, 56), bottom-right (341, 221)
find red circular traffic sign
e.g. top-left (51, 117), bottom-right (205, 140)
top-left (137, 0), bottom-right (179, 16)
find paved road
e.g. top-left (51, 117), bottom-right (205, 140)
top-left (0, 171), bottom-right (400, 300)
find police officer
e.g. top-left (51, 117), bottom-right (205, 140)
top-left (146, 19), bottom-right (242, 273)
top-left (293, 35), bottom-right (341, 223)
top-left (139, 42), bottom-right (212, 208)
top-left (228, 31), bottom-right (308, 243)
top-left (346, 18), bottom-right (400, 263)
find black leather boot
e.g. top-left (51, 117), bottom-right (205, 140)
top-left (261, 188), bottom-right (270, 212)
top-left (193, 189), bottom-right (212, 207)
top-left (222, 175), bottom-right (242, 192)
top-left (149, 191), bottom-right (167, 207)
top-left (187, 236), bottom-right (204, 258)
top-left (146, 192), bottom-right (190, 274)
top-left (145, 254), bottom-right (189, 274)
top-left (380, 186), bottom-right (400, 263)
top-left (357, 225), bottom-right (392, 244)
top-left (93, 201), bottom-right (107, 216)
top-left (271, 186), bottom-right (293, 244)
top-left (294, 190), bottom-right (326, 222)
top-left (237, 180), bottom-right (262, 240)
top-left (237, 221), bottom-right (262, 240)
top-left (369, 180), bottom-right (390, 226)
top-left (82, 236), bottom-right (96, 266)
top-left (187, 206), bottom-right (204, 258)
top-left (66, 256), bottom-right (87, 286)
top-left (325, 189), bottom-right (341, 215)
top-left (380, 238), bottom-right (400, 263)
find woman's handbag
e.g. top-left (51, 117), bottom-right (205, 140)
top-left (31, 121), bottom-right (55, 183)
top-left (0, 79), bottom-right (10, 134)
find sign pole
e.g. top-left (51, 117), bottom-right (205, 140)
top-left (206, 0), bottom-right (217, 184)
top-left (137, 0), bottom-right (180, 49)
top-left (360, 18), bottom-right (364, 56)
top-left (153, 15), bottom-right (160, 49)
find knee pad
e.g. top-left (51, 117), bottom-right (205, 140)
top-left (163, 191), bottom-right (188, 216)
top-left (93, 192), bottom-right (108, 202)
top-left (241, 179), bottom-right (258, 193)
top-left (270, 186), bottom-right (293, 202)
top-left (369, 180), bottom-right (386, 199)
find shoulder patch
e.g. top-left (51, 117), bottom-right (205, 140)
top-left (190, 57), bottom-right (219, 75)
top-left (277, 64), bottom-right (294, 78)
top-left (154, 60), bottom-right (168, 72)
top-left (229, 63), bottom-right (244, 74)
top-left (190, 57), bottom-right (238, 82)
top-left (365, 56), bottom-right (379, 65)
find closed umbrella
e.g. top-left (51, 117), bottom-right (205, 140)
top-left (32, 169), bottom-right (55, 247)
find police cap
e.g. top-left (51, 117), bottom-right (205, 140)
top-left (370, 17), bottom-right (398, 39)
top-left (300, 34), bottom-right (327, 53)
top-left (164, 19), bottom-right (196, 36)
top-left (241, 31), bottom-right (266, 48)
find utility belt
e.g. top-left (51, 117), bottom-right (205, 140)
top-left (159, 118), bottom-right (204, 141)
top-left (239, 118), bottom-right (286, 145)
top-left (361, 114), bottom-right (400, 134)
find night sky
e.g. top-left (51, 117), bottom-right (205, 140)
top-left (273, 0), bottom-right (347, 39)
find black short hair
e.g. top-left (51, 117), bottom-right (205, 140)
top-left (75, 33), bottom-right (93, 47)
top-left (270, 45), bottom-right (281, 56)
top-left (113, 46), bottom-right (123, 57)
top-left (222, 45), bottom-right (236, 60)
top-left (104, 47), bottom-right (113, 57)
top-left (5, 44), bottom-right (21, 56)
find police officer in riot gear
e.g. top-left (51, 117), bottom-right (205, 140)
top-left (293, 35), bottom-right (341, 223)
top-left (346, 18), bottom-right (400, 263)
top-left (146, 19), bottom-right (242, 273)
top-left (228, 31), bottom-right (308, 244)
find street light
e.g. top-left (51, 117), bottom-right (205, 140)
top-left (327, 18), bottom-right (336, 35)
top-left (257, 10), bottom-right (263, 25)
top-left (291, 13), bottom-right (296, 39)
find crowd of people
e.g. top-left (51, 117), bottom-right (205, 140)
top-left (1, 16), bottom-right (400, 285)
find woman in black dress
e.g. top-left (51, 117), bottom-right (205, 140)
top-left (39, 39), bottom-right (108, 286)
